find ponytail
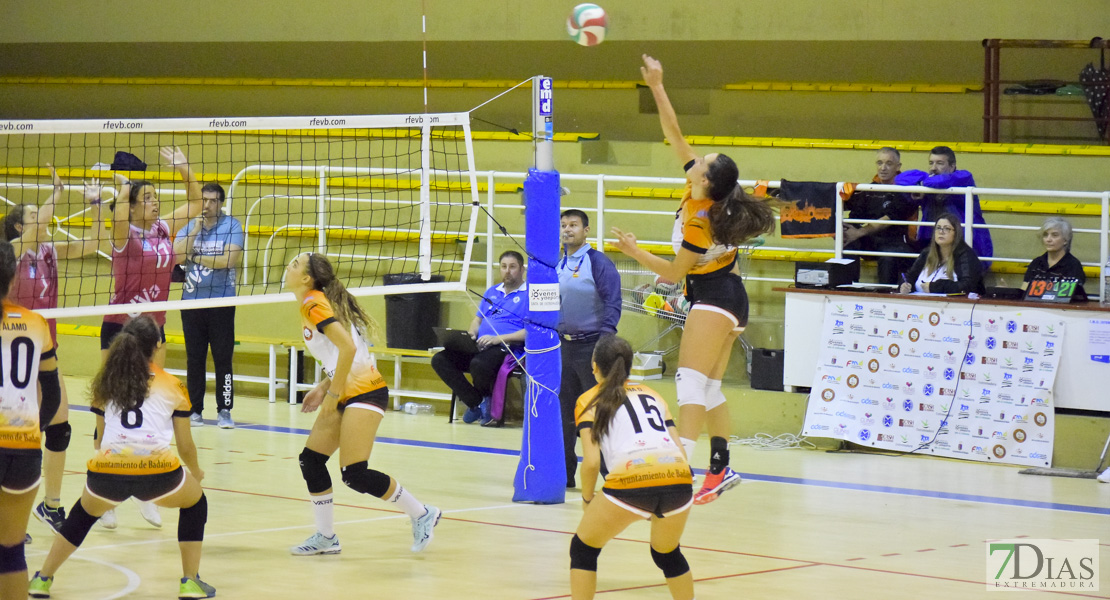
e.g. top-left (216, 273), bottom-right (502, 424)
top-left (307, 254), bottom-right (381, 343)
top-left (91, 316), bottom-right (160, 412)
top-left (584, 335), bottom-right (634, 443)
top-left (704, 154), bottom-right (775, 247)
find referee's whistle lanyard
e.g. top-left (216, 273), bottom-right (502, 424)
top-left (560, 252), bottom-right (586, 278)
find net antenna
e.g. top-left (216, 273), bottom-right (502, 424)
top-left (0, 112), bottom-right (481, 320)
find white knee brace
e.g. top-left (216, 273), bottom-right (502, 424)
top-left (675, 367), bottom-right (708, 407)
top-left (705, 378), bottom-right (727, 411)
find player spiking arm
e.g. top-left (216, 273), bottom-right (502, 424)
top-left (612, 55), bottom-right (702, 284)
top-left (641, 54), bottom-right (697, 165)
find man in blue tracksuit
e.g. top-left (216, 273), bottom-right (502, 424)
top-left (557, 209), bottom-right (622, 488)
top-left (894, 145), bottom-right (993, 269)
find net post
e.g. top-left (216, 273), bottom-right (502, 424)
top-left (420, 123), bottom-right (433, 280)
top-left (317, 166), bottom-right (328, 255)
top-left (514, 76), bottom-right (565, 504)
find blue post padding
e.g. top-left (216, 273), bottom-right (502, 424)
top-left (513, 168), bottom-right (565, 504)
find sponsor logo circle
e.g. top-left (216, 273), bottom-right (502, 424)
top-left (909, 328), bottom-right (920, 342)
top-left (821, 388), bottom-right (835, 402)
top-left (992, 445), bottom-right (1007, 459)
top-left (1034, 412), bottom-right (1047, 427)
top-left (1013, 429), bottom-right (1026, 443)
top-left (868, 359), bottom-right (879, 373)
top-left (847, 374), bottom-right (859, 389)
top-left (888, 344), bottom-right (900, 358)
top-left (929, 312), bottom-right (941, 326)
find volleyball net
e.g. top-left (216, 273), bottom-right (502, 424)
top-left (0, 112), bottom-right (481, 319)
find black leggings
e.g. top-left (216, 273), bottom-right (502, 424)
top-left (180, 306), bottom-right (236, 414)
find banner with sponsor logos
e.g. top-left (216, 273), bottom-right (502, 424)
top-left (802, 299), bottom-right (1065, 467)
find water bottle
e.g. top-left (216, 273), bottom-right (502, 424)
top-left (403, 402), bottom-right (435, 415)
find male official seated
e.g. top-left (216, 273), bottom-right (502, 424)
top-left (842, 147), bottom-right (916, 284)
top-left (431, 251), bottom-right (527, 424)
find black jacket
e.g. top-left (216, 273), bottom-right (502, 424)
top-left (904, 243), bottom-right (985, 295)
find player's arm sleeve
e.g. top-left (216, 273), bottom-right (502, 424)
top-left (303, 300), bottom-right (337, 334)
top-left (591, 251), bottom-right (622, 334)
top-left (172, 379), bottom-right (193, 418)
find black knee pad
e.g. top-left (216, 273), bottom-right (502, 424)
top-left (59, 500), bottom-right (100, 548)
top-left (178, 494), bottom-right (208, 543)
top-left (651, 545), bottom-right (690, 579)
top-left (44, 422), bottom-right (72, 452)
top-left (299, 448), bottom-right (332, 494)
top-left (340, 461), bottom-right (391, 499)
top-left (0, 542), bottom-right (27, 575)
top-left (569, 535), bottom-right (602, 572)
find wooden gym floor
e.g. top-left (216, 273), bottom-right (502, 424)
top-left (21, 378), bottom-right (1109, 600)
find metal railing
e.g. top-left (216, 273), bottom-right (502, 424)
top-left (224, 165), bottom-right (1110, 301)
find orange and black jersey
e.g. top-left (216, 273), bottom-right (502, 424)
top-left (671, 183), bottom-right (737, 277)
top-left (88, 364), bottom-right (191, 475)
top-left (575, 382), bottom-right (692, 490)
top-left (299, 290), bottom-right (386, 402)
top-left (0, 300), bottom-right (57, 452)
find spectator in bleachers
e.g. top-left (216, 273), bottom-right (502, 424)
top-left (431, 250), bottom-right (526, 426)
top-left (1021, 217), bottom-right (1086, 291)
top-left (895, 146), bottom-right (993, 268)
top-left (899, 213), bottom-right (984, 295)
top-left (842, 147), bottom-right (916, 284)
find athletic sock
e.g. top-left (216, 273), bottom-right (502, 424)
top-left (310, 493), bottom-right (334, 538)
top-left (708, 436), bottom-right (729, 475)
top-left (387, 484), bottom-right (426, 519)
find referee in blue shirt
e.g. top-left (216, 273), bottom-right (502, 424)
top-left (557, 209), bottom-right (622, 488)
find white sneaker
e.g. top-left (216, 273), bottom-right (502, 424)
top-left (134, 498), bottom-right (162, 528)
top-left (290, 531), bottom-right (341, 555)
top-left (1098, 467), bottom-right (1110, 483)
top-left (217, 409), bottom-right (235, 429)
top-left (410, 505), bottom-right (442, 552)
top-left (99, 508), bottom-right (118, 529)
top-left (190, 413), bottom-right (203, 427)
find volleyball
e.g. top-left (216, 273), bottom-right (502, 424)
top-left (567, 4), bottom-right (608, 47)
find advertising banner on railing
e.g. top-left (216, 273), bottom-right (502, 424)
top-left (802, 299), bottom-right (1065, 467)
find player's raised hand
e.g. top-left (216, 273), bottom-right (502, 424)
top-left (47, 163), bottom-right (63, 189)
top-left (640, 54), bottom-right (664, 87)
top-left (609, 226), bottom-right (639, 255)
top-left (83, 178), bottom-right (103, 204)
top-left (160, 145), bottom-right (188, 167)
